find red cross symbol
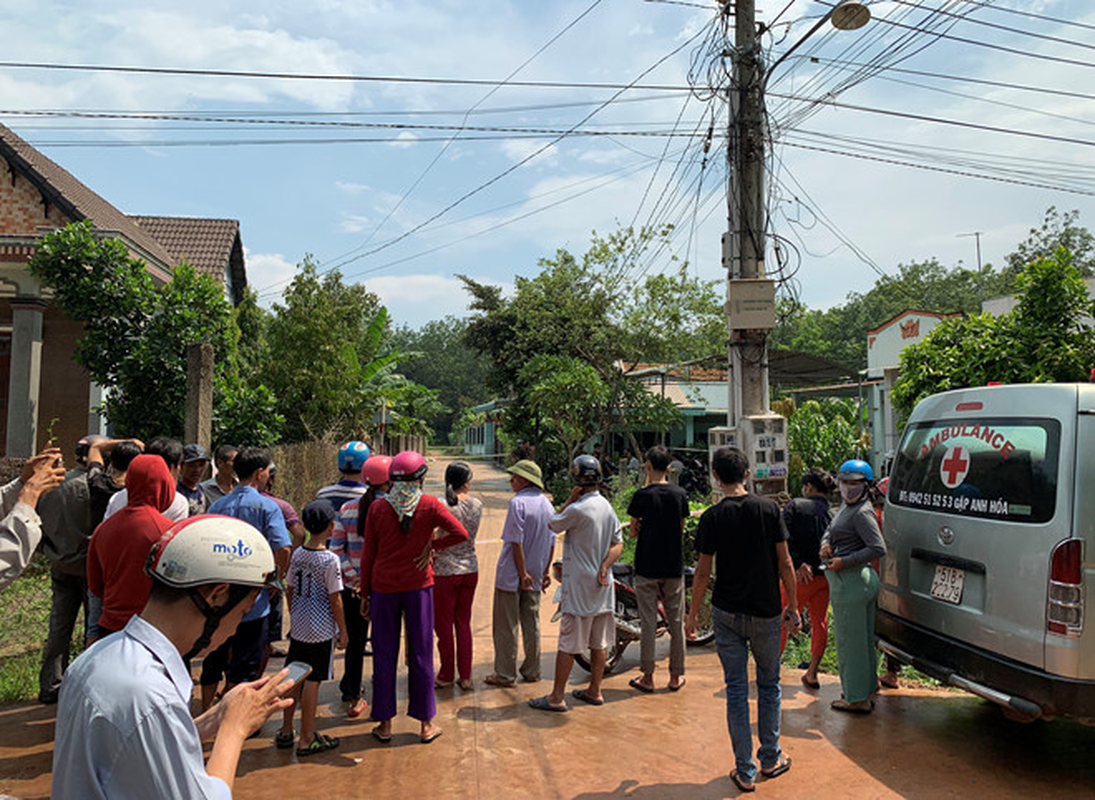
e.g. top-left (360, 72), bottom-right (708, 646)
top-left (940, 445), bottom-right (970, 489)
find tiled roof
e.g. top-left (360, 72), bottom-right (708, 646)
top-left (131, 216), bottom-right (240, 279)
top-left (0, 122), bottom-right (174, 276)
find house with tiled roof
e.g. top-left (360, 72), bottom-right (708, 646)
top-left (0, 122), bottom-right (249, 457)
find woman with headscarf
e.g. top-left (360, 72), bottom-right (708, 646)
top-left (360, 451), bottom-right (467, 744)
top-left (819, 459), bottom-right (886, 714)
top-left (433, 462), bottom-right (481, 691)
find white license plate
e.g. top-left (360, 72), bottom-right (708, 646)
top-left (930, 564), bottom-right (965, 604)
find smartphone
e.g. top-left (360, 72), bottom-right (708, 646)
top-left (283, 660), bottom-right (312, 685)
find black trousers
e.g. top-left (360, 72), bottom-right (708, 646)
top-left (339, 588), bottom-right (370, 701)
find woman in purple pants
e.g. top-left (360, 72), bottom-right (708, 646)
top-left (360, 451), bottom-right (467, 744)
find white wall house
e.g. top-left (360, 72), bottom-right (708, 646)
top-left (865, 310), bottom-right (961, 475)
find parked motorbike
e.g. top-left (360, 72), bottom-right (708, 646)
top-left (550, 560), bottom-right (715, 675)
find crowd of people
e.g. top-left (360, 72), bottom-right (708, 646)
top-left (0, 428), bottom-right (891, 796)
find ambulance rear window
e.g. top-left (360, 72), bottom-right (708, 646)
top-left (888, 418), bottom-right (1060, 523)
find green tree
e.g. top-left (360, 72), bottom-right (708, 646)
top-left (771, 208), bottom-right (1093, 373)
top-left (459, 226), bottom-right (692, 466)
top-left (28, 221), bottom-right (280, 443)
top-left (621, 266), bottom-right (725, 365)
top-left (390, 316), bottom-right (493, 440)
top-left (891, 248), bottom-right (1095, 422)
top-left (261, 258), bottom-right (417, 442)
top-left (777, 397), bottom-right (865, 486)
top-left (1004, 206), bottom-right (1095, 284)
top-left (771, 258), bottom-right (1001, 371)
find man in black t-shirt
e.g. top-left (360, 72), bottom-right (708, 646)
top-left (626, 445), bottom-right (689, 693)
top-left (686, 446), bottom-right (800, 793)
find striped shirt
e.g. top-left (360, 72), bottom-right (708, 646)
top-left (329, 492), bottom-right (384, 591)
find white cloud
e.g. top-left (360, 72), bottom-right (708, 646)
top-left (339, 214), bottom-right (373, 234)
top-left (364, 273), bottom-right (512, 327)
top-left (390, 131), bottom-right (418, 148)
top-left (245, 251), bottom-right (298, 306)
top-left (500, 139), bottom-right (558, 165)
top-left (336, 181), bottom-right (369, 195)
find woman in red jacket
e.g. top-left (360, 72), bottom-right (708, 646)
top-left (361, 451), bottom-right (467, 744)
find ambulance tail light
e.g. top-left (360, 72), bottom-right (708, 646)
top-left (1048, 539), bottom-right (1084, 637)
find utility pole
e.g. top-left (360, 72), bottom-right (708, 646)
top-left (709, 0), bottom-right (869, 497)
top-left (958, 231), bottom-right (984, 304)
top-left (711, 0), bottom-right (786, 497)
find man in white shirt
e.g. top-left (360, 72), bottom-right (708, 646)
top-left (52, 515), bottom-right (297, 799)
top-left (0, 448), bottom-right (66, 591)
top-left (529, 456), bottom-right (622, 713)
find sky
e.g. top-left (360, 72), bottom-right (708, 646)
top-left (2, 0), bottom-right (1092, 329)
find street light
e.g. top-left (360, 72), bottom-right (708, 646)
top-left (714, 0), bottom-right (871, 497)
top-left (764, 1), bottom-right (872, 91)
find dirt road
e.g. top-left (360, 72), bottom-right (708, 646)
top-left (2, 456), bottom-right (1093, 798)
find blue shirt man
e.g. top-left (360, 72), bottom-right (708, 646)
top-left (208, 485), bottom-right (291, 621)
top-left (200, 449), bottom-right (291, 704)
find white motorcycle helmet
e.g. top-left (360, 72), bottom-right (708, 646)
top-left (146, 515), bottom-right (281, 658)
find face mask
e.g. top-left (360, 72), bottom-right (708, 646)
top-left (839, 482), bottom-right (866, 504)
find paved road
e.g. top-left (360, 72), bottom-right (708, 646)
top-left (1, 456), bottom-right (1094, 798)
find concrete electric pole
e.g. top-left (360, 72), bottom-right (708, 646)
top-left (709, 0), bottom-right (870, 497)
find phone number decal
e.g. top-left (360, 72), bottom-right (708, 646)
top-left (897, 489), bottom-right (1011, 516)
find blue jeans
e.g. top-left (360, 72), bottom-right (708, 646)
top-left (713, 607), bottom-right (783, 783)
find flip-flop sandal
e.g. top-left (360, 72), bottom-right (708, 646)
top-left (275, 730), bottom-right (296, 749)
top-left (761, 754), bottom-right (791, 779)
top-left (528, 695), bottom-right (569, 712)
top-left (484, 674), bottom-right (516, 688)
top-left (371, 726), bottom-right (392, 743)
top-left (296, 735), bottom-right (338, 757)
top-left (629, 677), bottom-right (655, 694)
top-left (801, 674), bottom-right (821, 690)
top-left (571, 689), bottom-right (605, 706)
top-left (730, 770), bottom-right (756, 793)
top-left (668, 677), bottom-right (687, 692)
top-left (420, 729), bottom-right (443, 744)
top-left (831, 698), bottom-right (874, 714)
top-left (879, 675), bottom-right (900, 689)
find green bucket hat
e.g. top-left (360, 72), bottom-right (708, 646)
top-left (506, 459), bottom-right (544, 489)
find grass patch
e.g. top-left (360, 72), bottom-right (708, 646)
top-left (0, 555), bottom-right (84, 705)
top-left (781, 607), bottom-right (944, 687)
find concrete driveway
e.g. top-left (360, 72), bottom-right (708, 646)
top-left (1, 456), bottom-right (1093, 798)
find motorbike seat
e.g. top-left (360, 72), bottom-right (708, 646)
top-left (611, 562), bottom-right (634, 581)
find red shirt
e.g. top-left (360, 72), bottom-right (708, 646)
top-left (360, 493), bottom-right (467, 595)
top-left (87, 455), bottom-right (175, 632)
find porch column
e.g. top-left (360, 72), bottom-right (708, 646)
top-left (6, 296), bottom-right (45, 458)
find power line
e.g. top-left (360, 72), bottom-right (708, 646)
top-left (799, 56), bottom-right (1095, 104)
top-left (0, 59), bottom-right (692, 91)
top-left (955, 0), bottom-right (1095, 34)
top-left (863, 10), bottom-right (1095, 71)
top-left (781, 139), bottom-right (1095, 197)
top-left (768, 91), bottom-right (1095, 150)
top-left (0, 92), bottom-right (691, 118)
top-left (0, 109), bottom-right (703, 135)
top-left (886, 0), bottom-right (1095, 53)
top-left (314, 21), bottom-right (716, 279)
top-left (327, 0), bottom-right (609, 268)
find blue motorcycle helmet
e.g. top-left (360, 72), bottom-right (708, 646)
top-left (835, 458), bottom-right (873, 482)
top-left (337, 440), bottom-right (371, 473)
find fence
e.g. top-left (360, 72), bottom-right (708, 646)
top-left (269, 435), bottom-right (426, 515)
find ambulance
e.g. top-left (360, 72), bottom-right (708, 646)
top-left (878, 383), bottom-right (1095, 723)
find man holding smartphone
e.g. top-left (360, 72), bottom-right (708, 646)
top-left (52, 515), bottom-right (297, 798)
